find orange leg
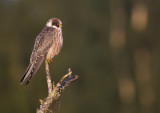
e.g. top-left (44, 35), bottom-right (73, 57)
top-left (47, 59), bottom-right (53, 63)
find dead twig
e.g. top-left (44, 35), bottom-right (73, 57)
top-left (37, 60), bottom-right (79, 113)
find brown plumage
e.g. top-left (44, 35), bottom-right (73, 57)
top-left (20, 18), bottom-right (63, 85)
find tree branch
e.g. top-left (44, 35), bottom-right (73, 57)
top-left (45, 60), bottom-right (52, 94)
top-left (37, 61), bottom-right (79, 113)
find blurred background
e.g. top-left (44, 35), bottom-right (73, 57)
top-left (0, 0), bottom-right (159, 113)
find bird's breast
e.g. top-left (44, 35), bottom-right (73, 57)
top-left (46, 30), bottom-right (63, 61)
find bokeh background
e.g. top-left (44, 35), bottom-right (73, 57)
top-left (0, 0), bottom-right (159, 113)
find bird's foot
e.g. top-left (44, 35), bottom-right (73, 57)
top-left (47, 59), bottom-right (53, 63)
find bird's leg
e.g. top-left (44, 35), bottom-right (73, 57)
top-left (45, 59), bottom-right (52, 94)
top-left (47, 59), bottom-right (53, 63)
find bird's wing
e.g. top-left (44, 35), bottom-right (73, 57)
top-left (20, 27), bottom-right (55, 85)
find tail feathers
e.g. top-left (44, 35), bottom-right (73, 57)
top-left (20, 56), bottom-right (44, 85)
top-left (25, 57), bottom-right (44, 85)
top-left (20, 63), bottom-right (33, 84)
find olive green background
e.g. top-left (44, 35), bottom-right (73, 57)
top-left (0, 0), bottom-right (159, 113)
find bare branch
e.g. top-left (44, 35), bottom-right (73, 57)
top-left (37, 62), bottom-right (79, 113)
top-left (45, 60), bottom-right (52, 94)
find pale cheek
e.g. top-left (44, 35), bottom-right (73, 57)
top-left (46, 21), bottom-right (52, 27)
top-left (51, 26), bottom-right (57, 29)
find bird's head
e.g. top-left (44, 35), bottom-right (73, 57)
top-left (46, 18), bottom-right (62, 29)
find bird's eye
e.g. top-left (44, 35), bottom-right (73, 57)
top-left (51, 22), bottom-right (59, 27)
top-left (52, 22), bottom-right (55, 26)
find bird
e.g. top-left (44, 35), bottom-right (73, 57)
top-left (20, 18), bottom-right (63, 85)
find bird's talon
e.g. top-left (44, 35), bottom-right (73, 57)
top-left (48, 59), bottom-right (53, 63)
top-left (47, 60), bottom-right (51, 63)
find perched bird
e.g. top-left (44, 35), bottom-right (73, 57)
top-left (20, 18), bottom-right (63, 85)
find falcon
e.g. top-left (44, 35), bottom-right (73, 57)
top-left (20, 18), bottom-right (63, 85)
